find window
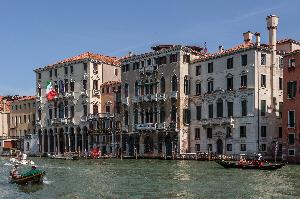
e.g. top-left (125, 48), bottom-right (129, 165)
top-left (208, 104), bottom-right (213, 118)
top-left (83, 80), bottom-right (87, 90)
top-left (70, 65), bottom-right (73, 74)
top-left (70, 106), bottom-right (74, 118)
top-left (93, 80), bottom-right (98, 90)
top-left (124, 83), bottom-right (129, 97)
top-left (278, 127), bottom-right (282, 138)
top-left (133, 62), bottom-right (139, 70)
top-left (261, 100), bottom-right (266, 116)
top-left (208, 62), bottom-right (213, 73)
top-left (241, 54), bottom-right (247, 66)
top-left (196, 65), bottom-right (201, 76)
top-left (171, 106), bottom-right (177, 122)
top-left (227, 58), bottom-right (233, 69)
top-left (38, 73), bottom-right (41, 79)
top-left (227, 102), bottom-right (233, 117)
top-left (261, 144), bottom-right (266, 151)
top-left (83, 105), bottom-right (87, 116)
top-left (241, 75), bottom-right (247, 88)
top-left (216, 99), bottom-right (223, 117)
top-left (261, 75), bottom-right (266, 87)
top-left (241, 100), bottom-right (247, 116)
top-left (261, 54), bottom-right (266, 65)
top-left (207, 80), bottom-right (214, 93)
top-left (172, 75), bottom-right (177, 92)
top-left (70, 81), bottom-right (74, 92)
top-left (160, 106), bottom-right (165, 123)
top-left (58, 103), bottom-right (64, 118)
top-left (207, 128), bottom-right (212, 139)
top-left (287, 81), bottom-right (297, 98)
top-left (184, 76), bottom-right (190, 94)
top-left (54, 69), bottom-right (57, 77)
top-left (227, 77), bottom-right (233, 90)
top-left (227, 144), bottom-right (232, 151)
top-left (196, 106), bottom-right (201, 120)
top-left (105, 106), bottom-right (110, 113)
top-left (279, 78), bottom-right (283, 90)
top-left (261, 126), bottom-right (266, 137)
top-left (122, 64), bottom-right (130, 72)
top-left (134, 109), bottom-right (138, 124)
top-left (240, 126), bottom-right (246, 137)
top-left (183, 109), bottom-right (191, 125)
top-left (195, 144), bottom-right (200, 152)
top-left (288, 149), bottom-right (295, 156)
top-left (208, 144), bottom-right (212, 151)
top-left (279, 102), bottom-right (283, 118)
top-left (183, 54), bottom-right (190, 63)
top-left (83, 63), bottom-right (88, 73)
top-left (124, 110), bottom-right (129, 125)
top-left (64, 67), bottom-right (68, 75)
top-left (160, 77), bottom-right (165, 93)
top-left (288, 110), bottom-right (295, 128)
top-left (24, 115), bottom-right (27, 123)
top-left (114, 68), bottom-right (118, 76)
top-left (278, 144), bottom-right (282, 152)
top-left (226, 127), bottom-right (232, 138)
top-left (196, 82), bottom-right (201, 95)
top-left (147, 59), bottom-right (151, 66)
top-left (49, 70), bottom-right (52, 78)
top-left (289, 58), bottom-right (295, 68)
top-left (170, 54), bottom-right (178, 63)
top-left (288, 133), bottom-right (295, 145)
top-left (195, 128), bottom-right (200, 140)
top-left (64, 79), bottom-right (68, 92)
top-left (64, 101), bottom-right (68, 118)
top-left (240, 144), bottom-right (247, 151)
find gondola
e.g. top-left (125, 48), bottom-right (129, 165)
top-left (216, 160), bottom-right (284, 170)
top-left (10, 170), bottom-right (46, 185)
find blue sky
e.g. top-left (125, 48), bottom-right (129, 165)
top-left (0, 0), bottom-right (299, 95)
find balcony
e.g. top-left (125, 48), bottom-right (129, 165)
top-left (48, 118), bottom-right (68, 126)
top-left (157, 93), bottom-right (166, 101)
top-left (169, 122), bottom-right (178, 130)
top-left (135, 123), bottom-right (157, 130)
top-left (138, 68), bottom-right (144, 74)
top-left (201, 117), bottom-right (235, 127)
top-left (88, 113), bottom-right (114, 120)
top-left (151, 93), bottom-right (158, 101)
top-left (92, 89), bottom-right (101, 96)
top-left (83, 73), bottom-right (88, 80)
top-left (157, 122), bottom-right (167, 130)
top-left (170, 91), bottom-right (178, 99)
top-left (143, 94), bottom-right (151, 102)
top-left (122, 97), bottom-right (129, 105)
top-left (80, 116), bottom-right (88, 122)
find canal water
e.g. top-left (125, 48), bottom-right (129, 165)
top-left (0, 157), bottom-right (299, 199)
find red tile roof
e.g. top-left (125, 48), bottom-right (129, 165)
top-left (277, 38), bottom-right (300, 45)
top-left (13, 96), bottom-right (36, 102)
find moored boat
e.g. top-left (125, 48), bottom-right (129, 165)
top-left (216, 160), bottom-right (284, 170)
top-left (10, 170), bottom-right (46, 185)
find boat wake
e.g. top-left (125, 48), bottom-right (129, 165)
top-left (43, 177), bottom-right (53, 184)
top-left (4, 163), bottom-right (13, 166)
top-left (38, 165), bottom-right (71, 170)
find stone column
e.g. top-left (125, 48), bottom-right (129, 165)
top-left (53, 135), bottom-right (56, 155)
top-left (64, 133), bottom-right (67, 152)
top-left (42, 133), bottom-right (45, 154)
top-left (68, 133), bottom-right (71, 152)
top-left (81, 133), bottom-right (85, 152)
top-left (74, 132), bottom-right (78, 152)
top-left (47, 133), bottom-right (50, 154)
top-left (162, 142), bottom-right (166, 157)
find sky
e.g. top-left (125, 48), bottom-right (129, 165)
top-left (0, 0), bottom-right (299, 95)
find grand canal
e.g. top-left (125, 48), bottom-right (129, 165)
top-left (0, 157), bottom-right (299, 199)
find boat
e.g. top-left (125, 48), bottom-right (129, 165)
top-left (10, 158), bottom-right (35, 165)
top-left (216, 160), bottom-right (285, 170)
top-left (10, 170), bottom-right (46, 185)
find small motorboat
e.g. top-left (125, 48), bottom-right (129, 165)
top-left (10, 170), bottom-right (46, 185)
top-left (10, 158), bottom-right (35, 165)
top-left (216, 160), bottom-right (285, 170)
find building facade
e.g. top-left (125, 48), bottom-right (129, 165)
top-left (283, 50), bottom-right (300, 163)
top-left (189, 15), bottom-right (286, 158)
top-left (120, 45), bottom-right (206, 157)
top-left (34, 52), bottom-right (121, 155)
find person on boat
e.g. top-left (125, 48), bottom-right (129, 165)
top-left (22, 153), bottom-right (27, 160)
top-left (10, 164), bottom-right (20, 178)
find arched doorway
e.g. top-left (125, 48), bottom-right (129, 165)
top-left (128, 136), bottom-right (134, 156)
top-left (59, 128), bottom-right (64, 154)
top-left (49, 129), bottom-right (54, 153)
top-left (216, 139), bottom-right (223, 155)
top-left (69, 127), bottom-right (75, 152)
top-left (144, 135), bottom-right (154, 154)
top-left (43, 129), bottom-right (48, 153)
top-left (165, 135), bottom-right (172, 156)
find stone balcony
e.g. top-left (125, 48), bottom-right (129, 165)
top-left (135, 123), bottom-right (157, 130)
top-left (201, 117), bottom-right (235, 127)
top-left (87, 113), bottom-right (114, 120)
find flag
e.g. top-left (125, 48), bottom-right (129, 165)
top-left (46, 81), bottom-right (57, 101)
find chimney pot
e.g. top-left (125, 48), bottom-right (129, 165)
top-left (218, 45), bottom-right (224, 52)
top-left (243, 31), bottom-right (253, 44)
top-left (128, 52), bottom-right (132, 57)
top-left (254, 32), bottom-right (261, 46)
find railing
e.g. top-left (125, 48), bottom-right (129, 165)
top-left (135, 123), bottom-right (157, 130)
top-left (151, 93), bottom-right (158, 101)
top-left (201, 117), bottom-right (235, 127)
top-left (138, 68), bottom-right (144, 74)
top-left (143, 94), bottom-right (151, 102)
top-left (122, 97), bottom-right (129, 105)
top-left (87, 113), bottom-right (114, 120)
top-left (170, 91), bottom-right (178, 99)
top-left (80, 116), bottom-right (88, 122)
top-left (157, 122), bottom-right (167, 130)
top-left (92, 89), bottom-right (101, 96)
top-left (158, 93), bottom-right (166, 101)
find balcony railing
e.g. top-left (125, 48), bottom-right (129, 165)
top-left (122, 97), bottom-right (129, 105)
top-left (143, 94), bottom-right (151, 102)
top-left (92, 89), bottom-right (101, 96)
top-left (88, 113), bottom-right (114, 120)
top-left (170, 91), bottom-right (178, 99)
top-left (151, 93), bottom-right (158, 101)
top-left (135, 123), bottom-right (157, 130)
top-left (80, 116), bottom-right (88, 122)
top-left (201, 117), bottom-right (235, 127)
top-left (158, 93), bottom-right (166, 101)
top-left (157, 122), bottom-right (167, 130)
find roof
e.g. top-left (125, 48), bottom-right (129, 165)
top-left (192, 42), bottom-right (271, 63)
top-left (101, 81), bottom-right (121, 87)
top-left (283, 49), bottom-right (300, 57)
top-left (277, 38), bottom-right (300, 45)
top-left (12, 96), bottom-right (36, 102)
top-left (36, 52), bottom-right (120, 71)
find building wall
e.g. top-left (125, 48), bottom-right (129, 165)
top-left (283, 51), bottom-right (300, 163)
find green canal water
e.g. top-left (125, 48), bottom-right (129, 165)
top-left (0, 157), bottom-right (300, 199)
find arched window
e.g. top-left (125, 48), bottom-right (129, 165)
top-left (149, 79), bottom-right (154, 94)
top-left (160, 77), bottom-right (165, 93)
top-left (93, 105), bottom-right (98, 114)
top-left (124, 83), bottom-right (129, 97)
top-left (145, 80), bottom-right (149, 95)
top-left (140, 110), bottom-right (144, 124)
top-left (58, 103), bottom-right (64, 118)
top-left (216, 99), bottom-right (223, 117)
top-left (135, 81), bottom-right (139, 96)
top-left (172, 75), bottom-right (177, 92)
top-left (160, 106), bottom-right (165, 123)
top-left (171, 106), bottom-right (177, 122)
top-left (184, 75), bottom-right (190, 94)
top-left (124, 110), bottom-right (128, 125)
top-left (134, 109), bottom-right (138, 124)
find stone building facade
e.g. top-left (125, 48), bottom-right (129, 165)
top-left (189, 15), bottom-right (288, 157)
top-left (34, 52), bottom-right (121, 155)
top-left (120, 45), bottom-right (205, 157)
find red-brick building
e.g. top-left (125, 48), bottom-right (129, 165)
top-left (283, 49), bottom-right (300, 163)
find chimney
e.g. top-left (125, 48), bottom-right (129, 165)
top-left (128, 52), bottom-right (132, 57)
top-left (218, 45), bottom-right (224, 52)
top-left (243, 31), bottom-right (253, 44)
top-left (254, 32), bottom-right (261, 46)
top-left (266, 15), bottom-right (279, 50)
